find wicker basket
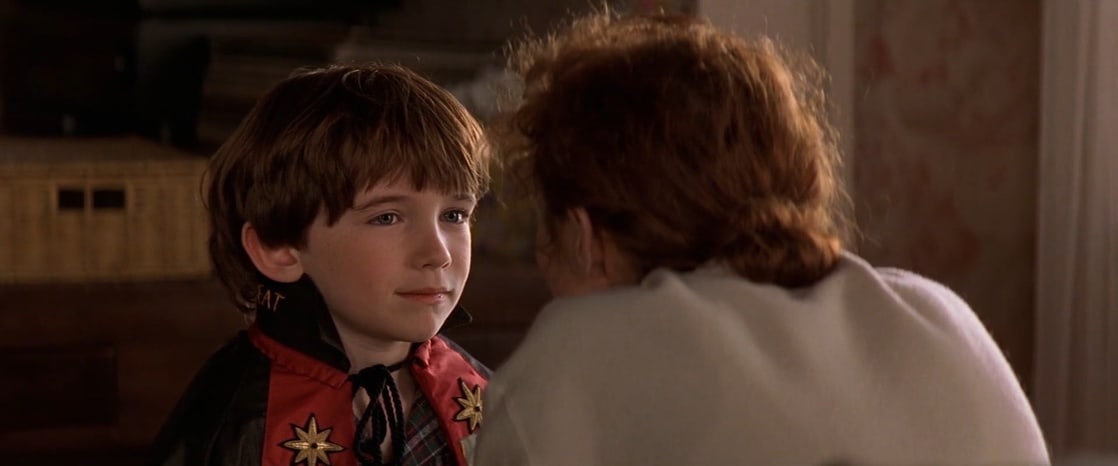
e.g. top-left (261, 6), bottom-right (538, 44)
top-left (0, 137), bottom-right (210, 283)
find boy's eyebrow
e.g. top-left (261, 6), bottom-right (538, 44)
top-left (354, 194), bottom-right (410, 211)
top-left (353, 192), bottom-right (477, 211)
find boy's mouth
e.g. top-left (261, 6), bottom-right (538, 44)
top-left (396, 288), bottom-right (451, 304)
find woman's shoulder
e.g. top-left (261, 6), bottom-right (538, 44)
top-left (870, 262), bottom-right (976, 321)
top-left (838, 253), bottom-right (995, 345)
top-left (531, 271), bottom-right (704, 327)
top-left (875, 264), bottom-right (964, 304)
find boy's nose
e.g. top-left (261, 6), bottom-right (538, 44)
top-left (415, 228), bottom-right (453, 269)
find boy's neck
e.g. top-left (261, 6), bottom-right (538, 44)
top-left (333, 323), bottom-right (415, 371)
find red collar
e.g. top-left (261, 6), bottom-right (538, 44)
top-left (249, 325), bottom-right (442, 387)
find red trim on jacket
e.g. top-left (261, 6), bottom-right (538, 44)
top-left (411, 336), bottom-right (488, 465)
top-left (250, 326), bottom-right (357, 466)
top-left (248, 326), bottom-right (487, 465)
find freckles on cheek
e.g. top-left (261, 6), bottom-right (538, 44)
top-left (450, 233), bottom-right (472, 256)
top-left (326, 240), bottom-right (376, 271)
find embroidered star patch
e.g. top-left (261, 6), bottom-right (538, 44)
top-left (281, 414), bottom-right (345, 466)
top-left (454, 379), bottom-right (484, 433)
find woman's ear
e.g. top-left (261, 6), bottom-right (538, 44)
top-left (567, 207), bottom-right (603, 274)
top-left (569, 207), bottom-right (641, 287)
top-left (241, 222), bottom-right (303, 283)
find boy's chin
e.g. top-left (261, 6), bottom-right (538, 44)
top-left (396, 326), bottom-right (443, 344)
top-left (372, 313), bottom-right (454, 344)
top-left (403, 332), bottom-right (439, 344)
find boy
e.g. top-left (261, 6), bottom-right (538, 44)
top-left (148, 64), bottom-right (491, 466)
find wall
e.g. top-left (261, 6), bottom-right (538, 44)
top-left (854, 0), bottom-right (1041, 387)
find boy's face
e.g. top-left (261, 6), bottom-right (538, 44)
top-left (297, 178), bottom-right (477, 345)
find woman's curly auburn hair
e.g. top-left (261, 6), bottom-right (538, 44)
top-left (498, 11), bottom-right (849, 288)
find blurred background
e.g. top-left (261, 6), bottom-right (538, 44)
top-left (0, 0), bottom-right (1113, 464)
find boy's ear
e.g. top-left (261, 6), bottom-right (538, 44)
top-left (241, 222), bottom-right (304, 283)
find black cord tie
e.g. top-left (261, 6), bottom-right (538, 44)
top-left (350, 358), bottom-right (410, 466)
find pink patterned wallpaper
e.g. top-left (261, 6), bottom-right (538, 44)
top-left (854, 0), bottom-right (1040, 387)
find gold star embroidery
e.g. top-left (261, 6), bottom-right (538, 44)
top-left (454, 379), bottom-right (483, 432)
top-left (281, 415), bottom-right (345, 466)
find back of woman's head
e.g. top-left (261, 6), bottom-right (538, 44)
top-left (502, 11), bottom-right (847, 288)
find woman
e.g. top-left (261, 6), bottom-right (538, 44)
top-left (473, 10), bottom-right (1048, 466)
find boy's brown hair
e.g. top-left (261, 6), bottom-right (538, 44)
top-left (500, 11), bottom-right (847, 288)
top-left (205, 63), bottom-right (489, 311)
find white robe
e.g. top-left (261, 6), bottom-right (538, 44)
top-left (473, 253), bottom-right (1048, 466)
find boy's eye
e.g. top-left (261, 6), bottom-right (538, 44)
top-left (369, 213), bottom-right (399, 225)
top-left (443, 209), bottom-right (471, 224)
